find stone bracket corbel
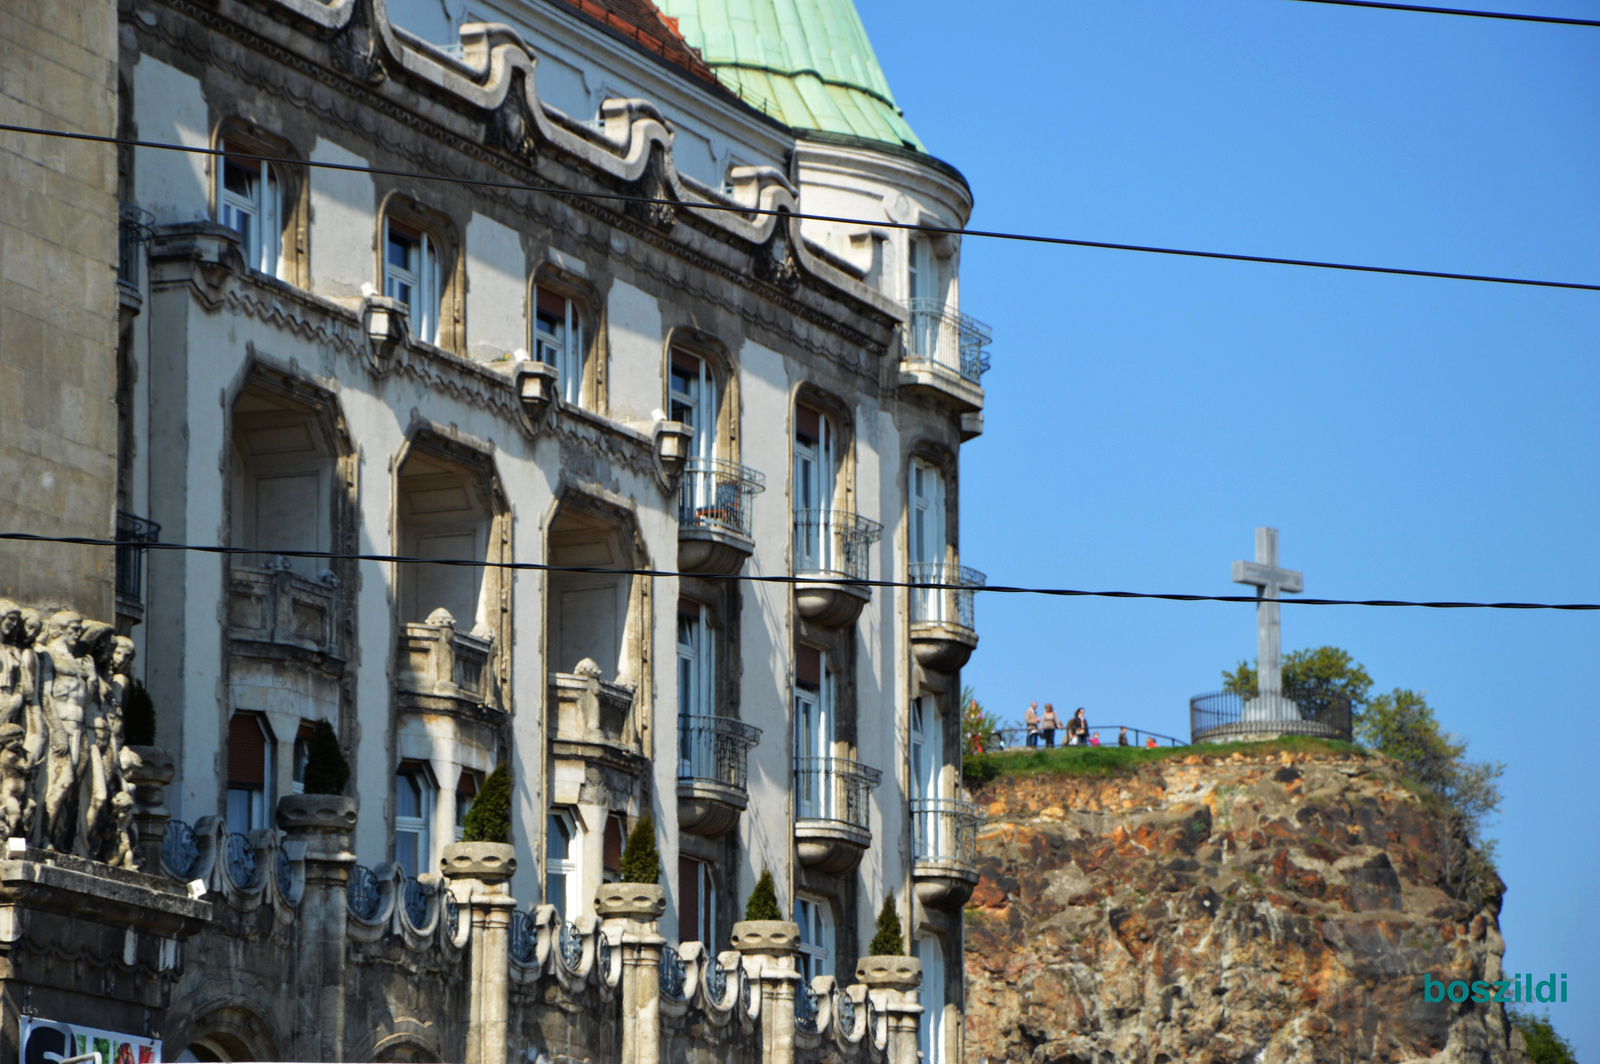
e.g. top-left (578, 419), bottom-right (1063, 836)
top-left (147, 222), bottom-right (244, 308)
top-left (651, 418), bottom-right (693, 493)
top-left (360, 284), bottom-right (409, 364)
top-left (513, 357), bottom-right (560, 435)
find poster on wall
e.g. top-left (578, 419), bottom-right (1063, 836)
top-left (19, 1016), bottom-right (160, 1064)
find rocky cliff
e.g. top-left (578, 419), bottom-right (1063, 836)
top-left (963, 744), bottom-right (1526, 1064)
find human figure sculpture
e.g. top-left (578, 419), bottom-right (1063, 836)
top-left (80, 622), bottom-right (121, 859)
top-left (0, 723), bottom-right (36, 839)
top-left (39, 611), bottom-right (94, 853)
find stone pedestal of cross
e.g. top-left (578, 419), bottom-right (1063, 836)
top-left (1231, 527), bottom-right (1303, 723)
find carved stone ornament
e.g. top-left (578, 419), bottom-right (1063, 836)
top-left (330, 0), bottom-right (388, 85)
top-left (755, 222), bottom-right (802, 293)
top-left (626, 150), bottom-right (678, 233)
top-left (486, 72), bottom-right (538, 168)
top-left (0, 601), bottom-right (143, 868)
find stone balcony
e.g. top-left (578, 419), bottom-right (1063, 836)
top-left (228, 559), bottom-right (340, 657)
top-left (909, 797), bottom-right (984, 909)
top-left (677, 457), bottom-right (765, 575)
top-left (793, 755), bottom-right (882, 874)
top-left (792, 510), bottom-right (883, 628)
top-left (907, 562), bottom-right (984, 673)
top-left (397, 609), bottom-right (497, 714)
top-left (549, 659), bottom-right (642, 770)
top-left (676, 714), bottom-right (761, 838)
top-left (897, 298), bottom-right (990, 417)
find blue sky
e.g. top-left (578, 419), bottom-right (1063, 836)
top-left (857, 0), bottom-right (1599, 1054)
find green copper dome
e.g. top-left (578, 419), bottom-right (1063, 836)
top-left (651, 0), bottom-right (924, 151)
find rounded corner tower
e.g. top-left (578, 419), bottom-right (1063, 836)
top-left (652, 0), bottom-right (975, 317)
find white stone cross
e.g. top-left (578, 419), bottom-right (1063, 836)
top-left (1231, 527), bottom-right (1303, 698)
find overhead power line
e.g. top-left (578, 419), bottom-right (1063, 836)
top-left (1281, 0), bottom-right (1600, 28)
top-left (3, 122), bottom-right (1596, 293)
top-left (4, 532), bottom-right (1595, 611)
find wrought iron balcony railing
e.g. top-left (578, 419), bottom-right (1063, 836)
top-left (793, 755), bottom-right (881, 828)
top-left (118, 201), bottom-right (154, 288)
top-left (792, 509), bottom-right (882, 582)
top-left (677, 714), bottom-right (761, 791)
top-left (910, 797), bottom-right (983, 867)
top-left (1190, 690), bottom-right (1353, 744)
top-left (907, 562), bottom-right (985, 630)
top-left (115, 510), bottom-right (160, 607)
top-left (678, 457), bottom-right (766, 539)
top-left (902, 298), bottom-right (992, 384)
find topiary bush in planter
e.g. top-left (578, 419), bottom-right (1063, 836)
top-left (745, 866), bottom-right (781, 921)
top-left (618, 812), bottom-right (661, 884)
top-left (124, 680), bottom-right (156, 746)
top-left (302, 719), bottom-right (350, 795)
top-left (460, 763), bottom-right (511, 844)
top-left (868, 893), bottom-right (904, 956)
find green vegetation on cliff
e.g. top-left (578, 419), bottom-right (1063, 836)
top-left (1509, 1008), bottom-right (1578, 1064)
top-left (964, 735), bottom-right (1361, 786)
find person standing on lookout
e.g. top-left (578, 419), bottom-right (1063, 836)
top-left (1068, 708), bottom-right (1090, 746)
top-left (1024, 703), bottom-right (1040, 748)
top-left (1040, 704), bottom-right (1062, 749)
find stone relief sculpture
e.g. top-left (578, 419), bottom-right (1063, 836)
top-left (0, 602), bottom-right (141, 865)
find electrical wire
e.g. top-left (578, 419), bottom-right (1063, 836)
top-left (1280, 0), bottom-right (1600, 27)
top-left (3, 532), bottom-right (1594, 611)
top-left (3, 122), bottom-right (1597, 293)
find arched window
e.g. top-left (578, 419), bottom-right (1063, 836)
top-left (793, 405), bottom-right (837, 573)
top-left (395, 762), bottom-right (435, 879)
top-left (385, 218), bottom-right (443, 345)
top-left (670, 349), bottom-right (719, 460)
top-left (217, 142), bottom-right (286, 278)
top-left (534, 284), bottom-right (586, 405)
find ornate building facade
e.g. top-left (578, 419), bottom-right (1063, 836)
top-left (1, 0), bottom-right (991, 1060)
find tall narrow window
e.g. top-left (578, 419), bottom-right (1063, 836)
top-left (669, 351), bottom-right (718, 460)
top-left (795, 896), bottom-right (834, 981)
top-left (546, 810), bottom-right (580, 914)
top-left (794, 646), bottom-right (833, 820)
top-left (676, 602), bottom-right (716, 777)
top-left (385, 219), bottom-right (442, 345)
top-left (454, 770), bottom-right (479, 841)
top-left (910, 460), bottom-right (946, 621)
top-left (916, 934), bottom-right (947, 1064)
top-left (218, 147), bottom-right (282, 277)
top-left (793, 406), bottom-right (836, 573)
top-left (534, 286), bottom-right (585, 405)
top-left (907, 237), bottom-right (936, 358)
top-left (678, 855), bottom-right (716, 948)
top-left (291, 721), bottom-right (315, 795)
top-left (395, 763), bottom-right (435, 880)
top-left (226, 713), bottom-right (274, 834)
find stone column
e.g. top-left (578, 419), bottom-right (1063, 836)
top-left (856, 955), bottom-right (923, 1064)
top-left (124, 744), bottom-right (173, 873)
top-left (442, 841), bottom-right (517, 1064)
top-left (278, 793), bottom-right (358, 1062)
top-left (730, 919), bottom-right (803, 1064)
top-left (596, 883), bottom-right (667, 1064)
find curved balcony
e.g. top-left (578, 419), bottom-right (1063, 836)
top-left (678, 457), bottom-right (766, 575)
top-left (908, 563), bottom-right (984, 672)
top-left (677, 714), bottom-right (761, 838)
top-left (910, 797), bottom-right (984, 909)
top-left (792, 510), bottom-right (883, 628)
top-left (898, 298), bottom-right (991, 413)
top-left (793, 755), bottom-right (882, 874)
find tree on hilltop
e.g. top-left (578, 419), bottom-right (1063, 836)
top-left (1223, 645), bottom-right (1373, 719)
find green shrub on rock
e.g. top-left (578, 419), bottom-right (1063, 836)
top-left (461, 763), bottom-right (511, 844)
top-left (618, 812), bottom-right (661, 884)
top-left (744, 867), bottom-right (780, 921)
top-left (868, 893), bottom-right (904, 956)
top-left (302, 719), bottom-right (350, 796)
top-left (124, 679), bottom-right (156, 746)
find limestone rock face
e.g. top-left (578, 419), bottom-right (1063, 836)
top-left (964, 749), bottom-right (1527, 1064)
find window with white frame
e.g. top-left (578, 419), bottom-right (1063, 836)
top-left (394, 763), bottom-right (435, 880)
top-left (546, 809), bottom-right (581, 915)
top-left (793, 406), bottom-right (836, 573)
top-left (677, 602), bottom-right (716, 777)
top-left (794, 645), bottom-right (833, 820)
top-left (916, 933), bottom-right (947, 1064)
top-left (217, 147), bottom-right (283, 278)
top-left (669, 350), bottom-right (718, 460)
top-left (226, 712), bottom-right (274, 834)
top-left (678, 855), bottom-right (716, 947)
top-left (910, 459), bottom-right (946, 621)
top-left (794, 895), bottom-right (834, 982)
top-left (385, 218), bottom-right (442, 345)
top-left (534, 285), bottom-right (585, 405)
